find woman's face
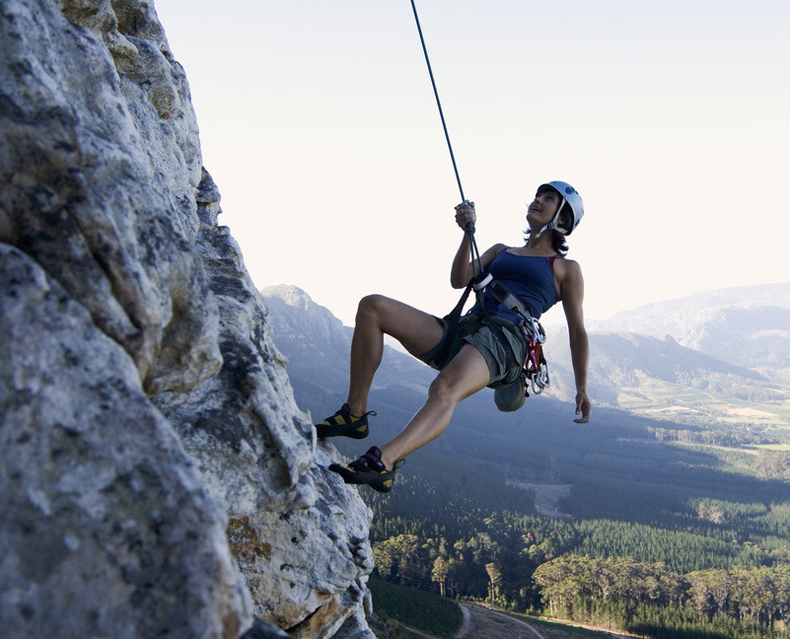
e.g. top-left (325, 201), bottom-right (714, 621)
top-left (526, 190), bottom-right (561, 229)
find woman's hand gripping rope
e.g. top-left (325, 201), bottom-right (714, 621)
top-left (454, 201), bottom-right (476, 231)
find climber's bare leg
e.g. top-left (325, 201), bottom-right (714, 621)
top-left (346, 295), bottom-right (444, 416)
top-left (379, 344), bottom-right (490, 470)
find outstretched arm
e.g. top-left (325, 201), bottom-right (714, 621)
top-left (559, 260), bottom-right (592, 423)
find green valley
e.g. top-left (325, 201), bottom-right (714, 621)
top-left (262, 284), bottom-right (790, 638)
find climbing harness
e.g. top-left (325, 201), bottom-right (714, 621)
top-left (409, 0), bottom-right (549, 410)
top-left (435, 270), bottom-right (552, 410)
top-left (486, 280), bottom-right (550, 397)
top-left (523, 318), bottom-right (550, 393)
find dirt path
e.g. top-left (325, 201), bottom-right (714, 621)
top-left (376, 600), bottom-right (640, 639)
top-left (506, 481), bottom-right (573, 520)
top-left (456, 603), bottom-right (546, 639)
top-left (456, 603), bottom-right (638, 639)
top-left (454, 604), bottom-right (471, 638)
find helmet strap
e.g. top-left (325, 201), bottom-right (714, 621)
top-left (533, 196), bottom-right (566, 239)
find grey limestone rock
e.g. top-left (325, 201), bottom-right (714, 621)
top-left (0, 244), bottom-right (252, 637)
top-left (155, 170), bottom-right (376, 637)
top-left (1, 0), bottom-right (221, 394)
top-left (0, 0), bottom-right (377, 637)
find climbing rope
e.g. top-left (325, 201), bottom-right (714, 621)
top-left (409, 0), bottom-right (483, 278)
top-left (409, 2), bottom-right (550, 406)
top-left (409, 0), bottom-right (465, 204)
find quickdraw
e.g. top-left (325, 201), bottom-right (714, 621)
top-left (520, 317), bottom-right (550, 396)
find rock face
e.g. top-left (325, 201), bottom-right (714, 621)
top-left (0, 1), bottom-right (374, 637)
top-left (0, 244), bottom-right (251, 638)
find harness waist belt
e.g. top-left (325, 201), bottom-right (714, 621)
top-left (487, 280), bottom-right (531, 319)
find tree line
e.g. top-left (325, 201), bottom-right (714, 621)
top-left (533, 555), bottom-right (790, 632)
top-left (367, 464), bottom-right (790, 637)
top-left (372, 529), bottom-right (790, 637)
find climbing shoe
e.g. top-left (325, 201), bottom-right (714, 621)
top-left (329, 446), bottom-right (401, 493)
top-left (315, 403), bottom-right (376, 440)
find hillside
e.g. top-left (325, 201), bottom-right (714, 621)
top-left (576, 283), bottom-right (790, 428)
top-left (261, 283), bottom-right (790, 638)
top-left (261, 285), bottom-right (435, 403)
top-left (260, 282), bottom-right (790, 528)
top-left (589, 283), bottom-right (790, 373)
top-left (263, 284), bottom-right (790, 435)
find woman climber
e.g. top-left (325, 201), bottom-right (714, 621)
top-left (316, 181), bottom-right (592, 492)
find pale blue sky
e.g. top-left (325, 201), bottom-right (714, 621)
top-left (155, 0), bottom-right (789, 327)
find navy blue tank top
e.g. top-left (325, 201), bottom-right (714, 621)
top-left (469, 251), bottom-right (558, 324)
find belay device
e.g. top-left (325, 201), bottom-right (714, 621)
top-left (409, 0), bottom-right (550, 411)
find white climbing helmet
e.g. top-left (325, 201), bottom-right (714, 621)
top-left (534, 181), bottom-right (584, 237)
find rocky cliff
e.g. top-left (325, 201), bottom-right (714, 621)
top-left (0, 1), bottom-right (374, 638)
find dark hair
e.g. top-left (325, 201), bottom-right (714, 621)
top-left (557, 201), bottom-right (575, 233)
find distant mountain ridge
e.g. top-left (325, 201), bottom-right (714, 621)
top-left (589, 283), bottom-right (790, 372)
top-left (538, 282), bottom-right (790, 422)
top-left (261, 285), bottom-right (435, 408)
top-left (262, 283), bottom-right (790, 428)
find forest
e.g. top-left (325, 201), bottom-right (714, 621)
top-left (352, 399), bottom-right (790, 639)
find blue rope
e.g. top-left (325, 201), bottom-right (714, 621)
top-left (409, 0), bottom-right (483, 278)
top-left (409, 0), bottom-right (465, 204)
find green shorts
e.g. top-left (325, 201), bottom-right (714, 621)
top-left (416, 315), bottom-right (527, 386)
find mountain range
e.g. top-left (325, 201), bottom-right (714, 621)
top-left (262, 283), bottom-right (790, 433)
top-left (589, 283), bottom-right (790, 372)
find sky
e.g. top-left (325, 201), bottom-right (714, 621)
top-left (155, 0), bottom-right (789, 328)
